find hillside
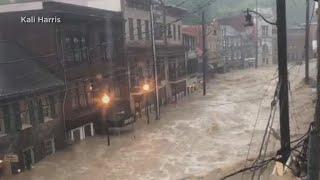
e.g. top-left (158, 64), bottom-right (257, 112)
top-left (168, 0), bottom-right (309, 25)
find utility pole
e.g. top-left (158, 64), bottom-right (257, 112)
top-left (316, 5), bottom-right (320, 130)
top-left (276, 0), bottom-right (291, 163)
top-left (305, 0), bottom-right (310, 84)
top-left (150, 0), bottom-right (160, 120)
top-left (162, 0), bottom-right (167, 46)
top-left (202, 11), bottom-right (207, 96)
top-left (255, 0), bottom-right (259, 69)
top-left (307, 6), bottom-right (320, 180)
top-left (161, 0), bottom-right (170, 105)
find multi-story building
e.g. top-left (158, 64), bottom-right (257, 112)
top-left (0, 0), bottom-right (130, 175)
top-left (287, 27), bottom-right (306, 62)
top-left (0, 40), bottom-right (65, 176)
top-left (182, 20), bottom-right (220, 73)
top-left (217, 14), bottom-right (255, 71)
top-left (123, 0), bottom-right (187, 110)
top-left (182, 26), bottom-right (200, 95)
top-left (255, 8), bottom-right (274, 65)
top-left (207, 20), bottom-right (221, 71)
top-left (273, 24), bottom-right (317, 64)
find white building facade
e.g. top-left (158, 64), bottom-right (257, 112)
top-left (255, 8), bottom-right (274, 65)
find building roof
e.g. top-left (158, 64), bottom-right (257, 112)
top-left (0, 41), bottom-right (64, 100)
top-left (165, 4), bottom-right (188, 14)
top-left (0, 1), bottom-right (122, 17)
top-left (217, 14), bottom-right (247, 32)
top-left (0, 0), bottom-right (121, 12)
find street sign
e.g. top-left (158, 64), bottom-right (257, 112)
top-left (4, 154), bottom-right (19, 163)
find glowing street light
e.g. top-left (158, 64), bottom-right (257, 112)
top-left (100, 93), bottom-right (111, 146)
top-left (143, 83), bottom-right (150, 92)
top-left (142, 83), bottom-right (151, 124)
top-left (101, 94), bottom-right (110, 105)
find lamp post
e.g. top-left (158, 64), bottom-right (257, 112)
top-left (101, 93), bottom-right (111, 146)
top-left (143, 83), bottom-right (150, 124)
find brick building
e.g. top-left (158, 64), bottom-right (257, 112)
top-left (217, 14), bottom-right (256, 70)
top-left (0, 0), bottom-right (131, 176)
top-left (123, 0), bottom-right (187, 111)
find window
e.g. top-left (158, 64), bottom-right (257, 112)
top-left (145, 20), bottom-right (150, 40)
top-left (71, 88), bottom-right (80, 109)
top-left (262, 44), bottom-right (269, 54)
top-left (99, 32), bottom-right (109, 61)
top-left (128, 18), bottom-right (134, 40)
top-left (79, 83), bottom-right (87, 107)
top-left (155, 22), bottom-right (163, 40)
top-left (137, 19), bottom-right (142, 40)
top-left (87, 82), bottom-right (95, 105)
top-left (262, 25), bottom-right (269, 37)
top-left (126, 0), bottom-right (150, 10)
top-left (40, 96), bottom-right (56, 122)
top-left (20, 101), bottom-right (31, 129)
top-left (167, 24), bottom-right (171, 38)
top-left (71, 83), bottom-right (88, 109)
top-left (41, 97), bottom-right (50, 120)
top-left (173, 24), bottom-right (176, 40)
top-left (178, 25), bottom-right (181, 40)
top-left (126, 0), bottom-right (134, 7)
top-left (113, 87), bottom-right (121, 97)
top-left (44, 138), bottom-right (55, 156)
top-left (64, 32), bottom-right (88, 64)
top-left (0, 108), bottom-right (5, 134)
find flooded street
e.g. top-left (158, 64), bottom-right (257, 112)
top-left (7, 64), bottom-right (315, 180)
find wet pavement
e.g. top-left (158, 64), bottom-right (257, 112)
top-left (7, 64), bottom-right (314, 180)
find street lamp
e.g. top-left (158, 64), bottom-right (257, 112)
top-left (142, 83), bottom-right (151, 124)
top-left (244, 9), bottom-right (254, 27)
top-left (101, 93), bottom-right (111, 146)
top-left (143, 83), bottom-right (150, 91)
top-left (101, 94), bottom-right (110, 105)
top-left (243, 8), bottom-right (277, 69)
top-left (244, 8), bottom-right (277, 26)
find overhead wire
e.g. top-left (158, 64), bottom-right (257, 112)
top-left (250, 81), bottom-right (279, 179)
top-left (242, 67), bottom-right (278, 179)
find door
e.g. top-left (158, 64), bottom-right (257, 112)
top-left (23, 148), bottom-right (34, 170)
top-left (84, 124), bottom-right (92, 137)
top-left (73, 129), bottom-right (81, 142)
top-left (44, 138), bottom-right (55, 156)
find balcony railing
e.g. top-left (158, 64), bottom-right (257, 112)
top-left (63, 44), bottom-right (113, 66)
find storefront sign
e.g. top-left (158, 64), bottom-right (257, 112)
top-left (4, 154), bottom-right (19, 163)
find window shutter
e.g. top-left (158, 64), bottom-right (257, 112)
top-left (2, 105), bottom-right (11, 133)
top-left (38, 99), bottom-right (44, 123)
top-left (49, 96), bottom-right (56, 117)
top-left (12, 103), bottom-right (21, 131)
top-left (28, 101), bottom-right (35, 125)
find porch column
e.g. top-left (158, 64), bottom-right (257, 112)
top-left (90, 123), bottom-right (94, 136)
top-left (80, 127), bottom-right (85, 140)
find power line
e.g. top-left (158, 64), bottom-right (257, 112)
top-left (250, 82), bottom-right (279, 179)
top-left (242, 68), bottom-right (278, 179)
top-left (168, 0), bottom-right (219, 24)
